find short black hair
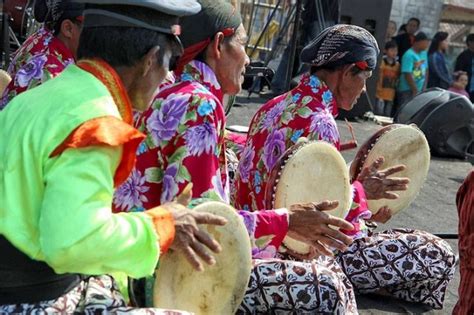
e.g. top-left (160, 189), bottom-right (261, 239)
top-left (385, 40), bottom-right (397, 50)
top-left (77, 5), bottom-right (180, 68)
top-left (408, 17), bottom-right (421, 27)
top-left (467, 33), bottom-right (474, 44)
top-left (78, 27), bottom-right (177, 68)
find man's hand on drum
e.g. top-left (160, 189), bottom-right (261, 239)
top-left (357, 156), bottom-right (410, 200)
top-left (147, 184), bottom-right (228, 272)
top-left (369, 206), bottom-right (393, 224)
top-left (287, 200), bottom-right (354, 257)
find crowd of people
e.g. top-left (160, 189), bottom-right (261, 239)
top-left (375, 17), bottom-right (474, 118)
top-left (0, 0), bottom-right (472, 314)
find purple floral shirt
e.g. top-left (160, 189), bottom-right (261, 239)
top-left (1, 27), bottom-right (75, 109)
top-left (233, 74), bottom-right (371, 237)
top-left (113, 60), bottom-right (290, 258)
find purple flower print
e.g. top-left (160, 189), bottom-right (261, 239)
top-left (147, 94), bottom-right (188, 144)
top-left (252, 245), bottom-right (277, 259)
top-left (263, 129), bottom-right (286, 172)
top-left (310, 108), bottom-right (339, 144)
top-left (184, 122), bottom-right (217, 156)
top-left (212, 173), bottom-right (229, 203)
top-left (262, 100), bottom-right (285, 130)
top-left (238, 142), bottom-right (255, 183)
top-left (238, 210), bottom-right (257, 235)
top-left (114, 169), bottom-right (149, 211)
top-left (161, 164), bottom-right (179, 203)
top-left (16, 54), bottom-right (48, 88)
top-left (191, 60), bottom-right (221, 89)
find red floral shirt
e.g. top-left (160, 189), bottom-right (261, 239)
top-left (113, 61), bottom-right (289, 258)
top-left (1, 27), bottom-right (74, 109)
top-left (233, 74), bottom-right (371, 237)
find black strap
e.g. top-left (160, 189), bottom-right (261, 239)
top-left (0, 236), bottom-right (81, 304)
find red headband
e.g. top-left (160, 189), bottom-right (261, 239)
top-left (355, 61), bottom-right (369, 71)
top-left (175, 27), bottom-right (235, 74)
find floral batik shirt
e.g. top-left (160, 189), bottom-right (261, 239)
top-left (1, 27), bottom-right (75, 109)
top-left (113, 60), bottom-right (289, 258)
top-left (233, 74), bottom-right (371, 237)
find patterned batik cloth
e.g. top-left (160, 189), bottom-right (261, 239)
top-left (0, 275), bottom-right (190, 314)
top-left (336, 229), bottom-right (457, 309)
top-left (238, 256), bottom-right (358, 314)
top-left (1, 27), bottom-right (75, 109)
top-left (234, 73), bottom-right (456, 309)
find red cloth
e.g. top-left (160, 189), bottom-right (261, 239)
top-left (52, 59), bottom-right (145, 188)
top-left (454, 170), bottom-right (474, 315)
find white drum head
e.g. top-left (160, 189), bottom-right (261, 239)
top-left (269, 141), bottom-right (352, 254)
top-left (153, 202), bottom-right (252, 315)
top-left (350, 125), bottom-right (430, 215)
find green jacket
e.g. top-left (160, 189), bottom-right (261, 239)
top-left (0, 65), bottom-right (159, 278)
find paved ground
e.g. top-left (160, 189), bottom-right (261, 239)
top-left (227, 94), bottom-right (473, 314)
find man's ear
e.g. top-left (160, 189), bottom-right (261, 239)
top-left (60, 19), bottom-right (75, 38)
top-left (341, 64), bottom-right (357, 80)
top-left (207, 32), bottom-right (225, 60)
top-left (142, 46), bottom-right (160, 77)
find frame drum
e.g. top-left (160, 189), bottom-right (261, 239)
top-left (153, 201), bottom-right (252, 315)
top-left (349, 124), bottom-right (430, 215)
top-left (265, 141), bottom-right (352, 254)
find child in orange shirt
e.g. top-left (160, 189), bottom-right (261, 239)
top-left (375, 41), bottom-right (401, 117)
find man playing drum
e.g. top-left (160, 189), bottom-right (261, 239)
top-left (234, 24), bottom-right (456, 309)
top-left (114, 1), bottom-right (360, 313)
top-left (1, 0), bottom-right (84, 108)
top-left (0, 1), bottom-right (232, 313)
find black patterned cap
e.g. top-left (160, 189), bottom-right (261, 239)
top-left (300, 24), bottom-right (380, 71)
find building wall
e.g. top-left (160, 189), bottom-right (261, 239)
top-left (389, 0), bottom-right (444, 36)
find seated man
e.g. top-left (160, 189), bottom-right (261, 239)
top-left (114, 0), bottom-right (359, 313)
top-left (233, 24), bottom-right (456, 309)
top-left (454, 170), bottom-right (474, 315)
top-left (0, 1), bottom-right (229, 313)
top-left (1, 0), bottom-right (84, 108)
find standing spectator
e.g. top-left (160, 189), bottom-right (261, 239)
top-left (454, 33), bottom-right (474, 102)
top-left (385, 20), bottom-right (397, 43)
top-left (397, 32), bottom-right (430, 107)
top-left (449, 71), bottom-right (470, 98)
top-left (393, 17), bottom-right (420, 60)
top-left (375, 40), bottom-right (400, 116)
top-left (428, 32), bottom-right (452, 89)
top-left (397, 24), bottom-right (407, 36)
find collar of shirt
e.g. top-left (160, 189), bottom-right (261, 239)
top-left (297, 73), bottom-right (339, 117)
top-left (178, 60), bottom-right (224, 104)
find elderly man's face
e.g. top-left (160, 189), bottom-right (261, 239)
top-left (336, 68), bottom-right (372, 111)
top-left (214, 24), bottom-right (250, 95)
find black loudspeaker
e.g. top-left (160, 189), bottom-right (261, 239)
top-left (336, 0), bottom-right (393, 119)
top-left (395, 88), bottom-right (474, 160)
